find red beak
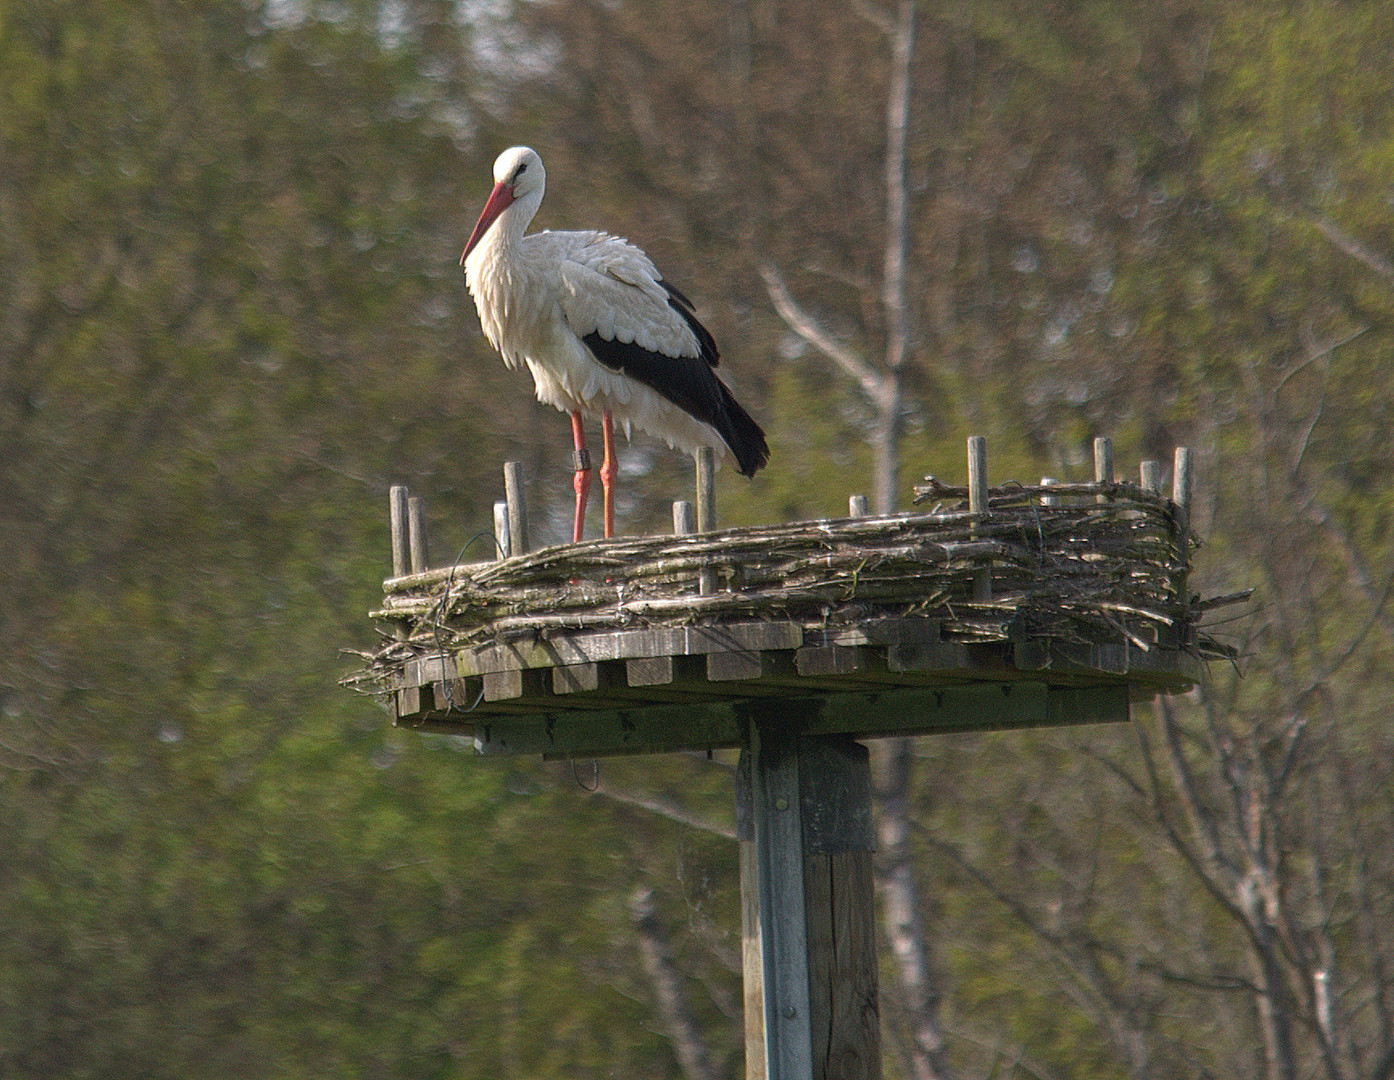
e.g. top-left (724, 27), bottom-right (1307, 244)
top-left (461, 181), bottom-right (517, 265)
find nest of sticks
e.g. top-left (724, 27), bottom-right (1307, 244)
top-left (349, 478), bottom-right (1241, 691)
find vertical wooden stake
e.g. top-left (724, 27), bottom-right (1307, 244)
top-left (736, 757), bottom-right (766, 1080)
top-left (967, 436), bottom-right (991, 601)
top-left (1094, 436), bottom-right (1114, 503)
top-left (503, 461), bottom-right (530, 557)
top-left (389, 485), bottom-right (411, 578)
top-left (1040, 477), bottom-right (1059, 508)
top-left (389, 485), bottom-right (411, 642)
top-left (1173, 446), bottom-right (1193, 541)
top-left (739, 836), bottom-right (767, 1080)
top-left (750, 723), bottom-right (813, 1080)
top-left (849, 494), bottom-right (869, 518)
top-left (696, 447), bottom-right (716, 531)
top-left (493, 500), bottom-right (511, 559)
top-left (1139, 460), bottom-right (1162, 494)
top-left (673, 500), bottom-right (696, 536)
top-left (407, 495), bottom-right (429, 573)
top-left (696, 447), bottom-right (717, 595)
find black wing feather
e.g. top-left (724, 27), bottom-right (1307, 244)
top-left (581, 283), bottom-right (768, 476)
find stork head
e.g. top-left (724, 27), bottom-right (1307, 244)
top-left (461, 146), bottom-right (546, 264)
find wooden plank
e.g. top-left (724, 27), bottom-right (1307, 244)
top-left (820, 617), bottom-right (940, 647)
top-left (795, 645), bottom-right (872, 678)
top-left (804, 851), bottom-right (880, 1080)
top-left (626, 653), bottom-right (707, 687)
top-left (552, 660), bottom-right (627, 695)
top-left (739, 838), bottom-right (766, 1080)
top-left (482, 666), bottom-right (552, 703)
top-left (454, 621), bottom-right (805, 676)
top-left (748, 731), bottom-right (880, 1080)
top-left (749, 721), bottom-right (815, 1080)
top-left (459, 679), bottom-right (1133, 758)
top-left (885, 640), bottom-right (975, 673)
top-left (708, 648), bottom-right (798, 683)
top-left (475, 703), bottom-right (745, 758)
top-left (396, 685), bottom-right (422, 719)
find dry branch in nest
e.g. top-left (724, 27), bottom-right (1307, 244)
top-left (348, 480), bottom-right (1242, 692)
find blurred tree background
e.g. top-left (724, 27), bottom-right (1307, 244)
top-left (2, 0), bottom-right (1393, 1077)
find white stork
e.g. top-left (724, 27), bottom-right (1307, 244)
top-left (460, 146), bottom-right (769, 542)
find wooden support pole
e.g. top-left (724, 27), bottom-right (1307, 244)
top-left (389, 484), bottom-right (411, 642)
top-left (696, 447), bottom-right (717, 595)
top-left (673, 500), bottom-right (696, 536)
top-left (1139, 460), bottom-right (1162, 494)
top-left (1173, 446), bottom-right (1193, 539)
top-left (1093, 436), bottom-right (1114, 503)
top-left (493, 500), bottom-right (511, 559)
top-left (696, 447), bottom-right (716, 531)
top-left (749, 722), bottom-right (813, 1080)
top-left (389, 484), bottom-right (411, 579)
top-left (967, 436), bottom-right (991, 601)
top-left (503, 461), bottom-right (530, 557)
top-left (408, 495), bottom-right (429, 573)
top-left (1040, 477), bottom-right (1059, 507)
top-left (740, 725), bottom-right (881, 1080)
top-left (849, 494), bottom-right (869, 518)
top-left (739, 834), bottom-right (766, 1080)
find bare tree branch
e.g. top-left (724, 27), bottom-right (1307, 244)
top-left (758, 262), bottom-right (888, 406)
top-left (1313, 215), bottom-right (1394, 284)
top-left (542, 763), bottom-right (738, 839)
top-left (630, 885), bottom-right (721, 1080)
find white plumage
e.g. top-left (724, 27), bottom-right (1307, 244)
top-left (461, 146), bottom-right (768, 541)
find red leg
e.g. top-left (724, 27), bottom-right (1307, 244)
top-left (600, 409), bottom-right (618, 538)
top-left (570, 410), bottom-right (592, 543)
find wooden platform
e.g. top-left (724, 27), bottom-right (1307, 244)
top-left (388, 613), bottom-right (1199, 756)
top-left (346, 438), bottom-right (1239, 1080)
top-left (353, 440), bottom-right (1227, 759)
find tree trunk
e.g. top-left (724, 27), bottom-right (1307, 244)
top-left (873, 738), bottom-right (955, 1080)
top-left (630, 885), bottom-right (720, 1080)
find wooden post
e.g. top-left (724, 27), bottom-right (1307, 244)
top-left (696, 447), bottom-right (716, 531)
top-left (849, 494), bottom-right (869, 518)
top-left (1094, 436), bottom-right (1114, 503)
top-left (741, 724), bottom-right (881, 1080)
top-left (389, 485), bottom-right (411, 578)
top-left (1139, 460), bottom-right (1162, 495)
top-left (1040, 477), bottom-right (1059, 507)
top-left (408, 496), bottom-right (429, 573)
top-left (696, 447), bottom-right (717, 595)
top-left (493, 500), bottom-right (511, 559)
top-left (967, 436), bottom-right (991, 601)
top-left (673, 500), bottom-right (696, 536)
top-left (503, 461), bottom-right (530, 556)
top-left (1173, 446), bottom-right (1193, 539)
top-left (740, 837), bottom-right (766, 1080)
top-left (389, 485), bottom-right (411, 641)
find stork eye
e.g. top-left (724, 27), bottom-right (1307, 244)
top-left (513, 162), bottom-right (528, 181)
